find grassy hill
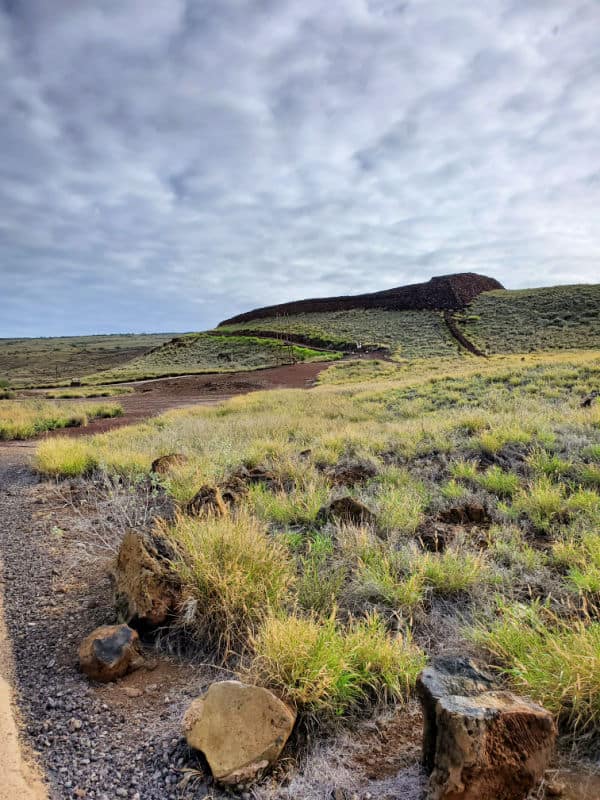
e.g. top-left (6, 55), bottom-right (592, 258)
top-left (456, 284), bottom-right (600, 354)
top-left (0, 333), bottom-right (175, 387)
top-left (85, 333), bottom-right (340, 384)
top-left (3, 282), bottom-right (599, 388)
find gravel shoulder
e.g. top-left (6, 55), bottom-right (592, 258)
top-left (0, 583), bottom-right (47, 800)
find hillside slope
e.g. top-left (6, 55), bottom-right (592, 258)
top-left (457, 284), bottom-right (600, 354)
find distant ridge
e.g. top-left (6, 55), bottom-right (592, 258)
top-left (219, 273), bottom-right (504, 326)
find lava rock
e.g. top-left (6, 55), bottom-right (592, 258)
top-left (151, 453), bottom-right (188, 475)
top-left (417, 657), bottom-right (556, 800)
top-left (318, 496), bottom-right (376, 526)
top-left (183, 681), bottom-right (296, 786)
top-left (326, 459), bottom-right (378, 487)
top-left (185, 485), bottom-right (227, 517)
top-left (79, 624), bottom-right (144, 683)
top-left (113, 530), bottom-right (181, 626)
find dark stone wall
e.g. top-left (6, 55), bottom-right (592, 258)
top-left (219, 273), bottom-right (504, 326)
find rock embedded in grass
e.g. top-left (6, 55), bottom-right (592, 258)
top-left (78, 624), bottom-right (144, 683)
top-left (325, 458), bottom-right (378, 486)
top-left (150, 453), bottom-right (188, 475)
top-left (113, 530), bottom-right (181, 626)
top-left (417, 656), bottom-right (556, 800)
top-left (185, 484), bottom-right (228, 517)
top-left (318, 496), bottom-right (376, 525)
top-left (183, 680), bottom-right (296, 786)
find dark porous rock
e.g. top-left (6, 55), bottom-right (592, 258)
top-left (418, 523), bottom-right (458, 553)
top-left (151, 453), bottom-right (188, 475)
top-left (326, 459), bottom-right (378, 487)
top-left (318, 496), bottom-right (376, 526)
top-left (438, 503), bottom-right (489, 526)
top-left (79, 624), bottom-right (144, 683)
top-left (417, 656), bottom-right (556, 800)
top-left (186, 485), bottom-right (227, 517)
top-left (113, 529), bottom-right (181, 626)
top-left (219, 475), bottom-right (249, 507)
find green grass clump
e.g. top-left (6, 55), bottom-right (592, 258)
top-left (553, 529), bottom-right (600, 595)
top-left (0, 400), bottom-right (122, 440)
top-left (473, 601), bottom-right (600, 729)
top-left (162, 512), bottom-right (294, 656)
top-left (44, 385), bottom-right (133, 398)
top-left (36, 437), bottom-right (98, 477)
top-left (375, 469), bottom-right (428, 537)
top-left (352, 551), bottom-right (426, 614)
top-left (512, 477), bottom-right (566, 531)
top-left (249, 612), bottom-right (426, 715)
top-left (420, 550), bottom-right (491, 594)
top-left (475, 465), bottom-right (520, 498)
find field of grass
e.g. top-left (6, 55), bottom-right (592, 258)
top-left (36, 349), bottom-right (600, 734)
top-left (457, 284), bottom-right (600, 354)
top-left (0, 333), bottom-right (175, 387)
top-left (220, 308), bottom-right (461, 360)
top-left (42, 385), bottom-right (134, 399)
top-left (0, 399), bottom-right (122, 440)
top-left (84, 333), bottom-right (341, 384)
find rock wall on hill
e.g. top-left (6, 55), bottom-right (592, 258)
top-left (219, 273), bottom-right (503, 326)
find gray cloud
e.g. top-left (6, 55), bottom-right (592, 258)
top-left (1, 0), bottom-right (599, 336)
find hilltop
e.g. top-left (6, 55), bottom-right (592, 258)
top-left (219, 272), bottom-right (503, 325)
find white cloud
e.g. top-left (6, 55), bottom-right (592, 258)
top-left (1, 0), bottom-right (599, 335)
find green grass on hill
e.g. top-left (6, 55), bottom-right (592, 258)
top-left (0, 333), bottom-right (175, 387)
top-left (84, 333), bottom-right (340, 384)
top-left (220, 308), bottom-right (462, 360)
top-left (457, 284), bottom-right (600, 355)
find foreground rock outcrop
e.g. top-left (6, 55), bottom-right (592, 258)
top-left (113, 530), bottom-right (181, 626)
top-left (183, 681), bottom-right (296, 786)
top-left (79, 624), bottom-right (144, 683)
top-left (417, 657), bottom-right (556, 800)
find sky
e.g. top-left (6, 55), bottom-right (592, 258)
top-left (1, 1), bottom-right (599, 337)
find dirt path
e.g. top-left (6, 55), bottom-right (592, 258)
top-left (29, 360), bottom-right (332, 440)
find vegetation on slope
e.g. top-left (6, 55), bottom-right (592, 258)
top-left (220, 309), bottom-right (461, 360)
top-left (457, 284), bottom-right (600, 354)
top-left (0, 400), bottom-right (122, 440)
top-left (84, 333), bottom-right (340, 384)
top-left (0, 333), bottom-right (175, 387)
top-left (36, 350), bottom-right (600, 731)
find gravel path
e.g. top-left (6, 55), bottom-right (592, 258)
top-left (0, 447), bottom-right (213, 800)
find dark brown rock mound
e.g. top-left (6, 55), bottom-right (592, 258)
top-left (219, 273), bottom-right (503, 326)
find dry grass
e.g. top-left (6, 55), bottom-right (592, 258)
top-left (0, 399), bottom-right (122, 440)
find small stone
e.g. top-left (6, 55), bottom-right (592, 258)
top-left (79, 624), bottom-right (143, 683)
top-left (546, 781), bottom-right (565, 797)
top-left (123, 687), bottom-right (143, 698)
top-left (68, 718), bottom-right (83, 732)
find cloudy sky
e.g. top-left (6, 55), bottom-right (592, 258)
top-left (1, 1), bottom-right (599, 337)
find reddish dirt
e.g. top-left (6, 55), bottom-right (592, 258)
top-left (352, 704), bottom-right (424, 781)
top-left (27, 361), bottom-right (332, 440)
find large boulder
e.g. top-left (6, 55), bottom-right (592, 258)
top-left (113, 530), bottom-right (180, 626)
top-left (183, 681), bottom-right (296, 786)
top-left (417, 657), bottom-right (556, 800)
top-left (79, 624), bottom-right (143, 683)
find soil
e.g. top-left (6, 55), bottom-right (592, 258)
top-left (27, 361), bottom-right (332, 440)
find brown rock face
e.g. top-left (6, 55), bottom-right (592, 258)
top-left (113, 530), bottom-right (180, 626)
top-left (79, 624), bottom-right (143, 683)
top-left (151, 453), bottom-right (188, 475)
top-left (183, 681), bottom-right (296, 786)
top-left (417, 657), bottom-right (556, 800)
